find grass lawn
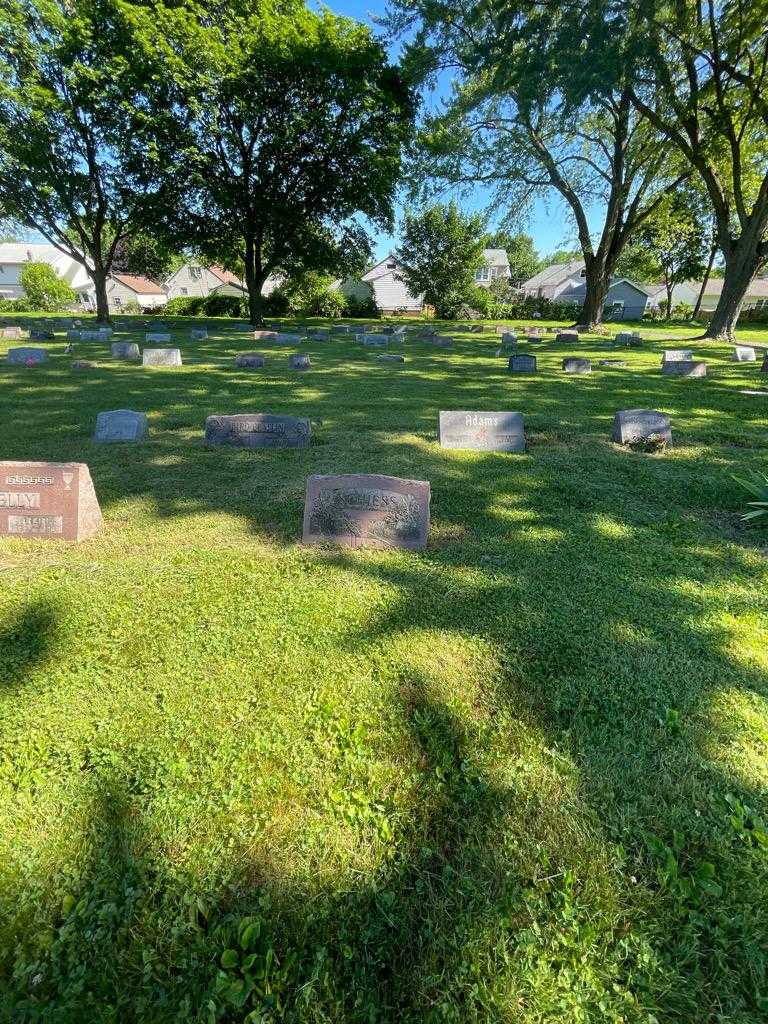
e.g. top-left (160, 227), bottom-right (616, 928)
top-left (1, 314), bottom-right (767, 1022)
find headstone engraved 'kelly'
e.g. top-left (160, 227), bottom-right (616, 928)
top-left (143, 347), bottom-right (182, 367)
top-left (94, 409), bottom-right (148, 443)
top-left (562, 357), bottom-right (592, 374)
top-left (303, 473), bottom-right (430, 550)
top-left (439, 411), bottom-right (525, 452)
top-left (7, 347), bottom-right (48, 365)
top-left (205, 413), bottom-right (311, 449)
top-left (733, 345), bottom-right (757, 362)
top-left (288, 354), bottom-right (311, 370)
top-left (0, 461), bottom-right (102, 540)
top-left (235, 353), bottom-right (266, 369)
top-left (111, 342), bottom-right (141, 360)
top-left (612, 409), bottom-right (672, 445)
top-left (145, 332), bottom-right (172, 344)
top-left (508, 354), bottom-right (537, 373)
top-left (662, 349), bottom-right (693, 363)
top-left (662, 360), bottom-right (707, 377)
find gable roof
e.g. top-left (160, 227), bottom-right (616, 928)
top-left (111, 273), bottom-right (165, 295)
top-left (482, 248), bottom-right (509, 266)
top-left (523, 259), bottom-right (584, 290)
top-left (0, 241), bottom-right (69, 264)
top-left (209, 264), bottom-right (242, 287)
top-left (682, 276), bottom-right (768, 298)
top-left (361, 254), bottom-right (401, 282)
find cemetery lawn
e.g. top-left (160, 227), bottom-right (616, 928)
top-left (2, 315), bottom-right (768, 1023)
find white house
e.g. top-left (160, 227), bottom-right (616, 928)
top-left (473, 249), bottom-right (511, 286)
top-left (648, 276), bottom-right (768, 312)
top-left (106, 273), bottom-right (166, 312)
top-left (164, 263), bottom-right (282, 300)
top-left (520, 259), bottom-right (587, 300)
top-left (0, 242), bottom-right (93, 302)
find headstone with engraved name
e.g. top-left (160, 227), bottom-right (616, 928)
top-left (733, 345), bottom-right (757, 362)
top-left (508, 354), bottom-right (537, 373)
top-left (205, 413), bottom-right (311, 449)
top-left (556, 331), bottom-right (579, 344)
top-left (289, 353), bottom-right (311, 370)
top-left (111, 342), bottom-right (141, 360)
top-left (94, 409), bottom-right (148, 443)
top-left (364, 335), bottom-right (388, 347)
top-left (79, 330), bottom-right (103, 341)
top-left (439, 411), bottom-right (525, 452)
top-left (98, 327), bottom-right (113, 339)
top-left (0, 326), bottom-right (23, 339)
top-left (145, 332), bottom-right (172, 343)
top-left (377, 353), bottom-right (405, 363)
top-left (277, 333), bottom-right (303, 344)
top-left (500, 332), bottom-right (517, 348)
top-left (235, 353), bottom-right (266, 369)
top-left (143, 347), bottom-right (182, 367)
top-left (251, 330), bottom-right (278, 340)
top-left (662, 349), bottom-right (693, 364)
top-left (7, 347), bottom-right (47, 365)
top-left (191, 328), bottom-right (208, 341)
top-left (0, 461), bottom-right (102, 540)
top-left (303, 473), bottom-right (430, 550)
top-left (662, 359), bottom-right (706, 377)
top-left (432, 336), bottom-right (453, 348)
top-left (562, 357), bottom-right (592, 374)
top-left (612, 409), bottom-right (671, 445)
top-left (30, 329), bottom-right (55, 341)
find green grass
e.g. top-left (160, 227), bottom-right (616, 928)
top-left (1, 313), bottom-right (767, 1023)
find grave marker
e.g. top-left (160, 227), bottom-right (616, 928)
top-left (303, 473), bottom-right (430, 550)
top-left (94, 410), bottom-right (148, 443)
top-left (562, 357), bottom-right (592, 374)
top-left (612, 409), bottom-right (671, 445)
top-left (556, 331), bottom-right (579, 343)
top-left (251, 330), bottom-right (278, 340)
top-left (277, 333), bottom-right (303, 343)
top-left (733, 345), bottom-right (757, 361)
top-left (205, 413), bottom-right (311, 449)
top-left (235, 353), bottom-right (266, 368)
top-left (0, 326), bottom-right (23, 339)
top-left (288, 354), bottom-right (311, 370)
top-left (662, 349), bottom-right (693, 363)
top-left (662, 360), bottom-right (707, 377)
top-left (30, 329), bottom-right (55, 341)
top-left (191, 328), bottom-right (208, 340)
top-left (6, 347), bottom-right (47, 365)
top-left (508, 354), bottom-right (537, 373)
top-left (111, 342), bottom-right (141, 360)
top-left (143, 348), bottom-right (182, 367)
top-left (439, 411), bottom-right (525, 452)
top-left (0, 461), bottom-right (102, 540)
top-left (145, 332), bottom-right (172, 343)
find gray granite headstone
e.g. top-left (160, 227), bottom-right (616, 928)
top-left (377, 353), bottom-right (405, 363)
top-left (143, 347), bottom-right (182, 367)
top-left (235, 353), bottom-right (266, 368)
top-left (67, 330), bottom-right (81, 341)
top-left (556, 331), bottom-right (579, 343)
top-left (562, 357), bottom-right (592, 374)
top-left (79, 330), bottom-right (103, 341)
top-left (145, 332), bottom-right (172, 343)
top-left (733, 345), bottom-right (757, 362)
top-left (191, 329), bottom-right (208, 341)
top-left (616, 331), bottom-right (642, 347)
top-left (97, 328), bottom-right (113, 339)
top-left (439, 411), bottom-right (525, 452)
top-left (288, 353), bottom-right (311, 370)
top-left (612, 409), bottom-right (671, 445)
top-left (277, 333), bottom-right (303, 344)
top-left (30, 329), bottom-right (55, 341)
top-left (432, 336), bottom-right (453, 348)
top-left (599, 359), bottom-right (627, 367)
top-left (94, 409), bottom-right (148, 443)
top-left (111, 342), bottom-right (141, 360)
top-left (364, 335), bottom-right (388, 347)
top-left (205, 413), bottom-right (310, 449)
top-left (251, 330), bottom-right (278, 340)
top-left (7, 347), bottom-right (47, 365)
top-left (662, 349), bottom-right (693, 363)
top-left (508, 354), bottom-right (537, 373)
top-left (303, 473), bottom-right (430, 550)
top-left (761, 355), bottom-right (768, 374)
top-left (662, 360), bottom-right (707, 377)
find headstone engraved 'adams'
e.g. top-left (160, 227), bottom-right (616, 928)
top-left (288, 354), bottom-right (311, 370)
top-left (111, 342), bottom-right (141, 360)
top-left (0, 461), bottom-right (102, 540)
top-left (439, 411), bottom-right (525, 452)
top-left (662, 349), bottom-right (693, 363)
top-left (205, 413), bottom-right (311, 449)
top-left (94, 410), bottom-right (148, 443)
top-left (562, 357), bottom-right (592, 374)
top-left (303, 474), bottom-right (430, 550)
top-left (508, 354), bottom-right (537, 373)
top-left (7, 347), bottom-right (48, 365)
top-left (662, 360), bottom-right (707, 377)
top-left (612, 410), bottom-right (672, 445)
top-left (235, 353), bottom-right (266, 368)
top-left (143, 348), bottom-right (182, 367)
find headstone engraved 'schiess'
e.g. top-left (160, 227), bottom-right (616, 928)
top-left (0, 461), bottom-right (102, 540)
top-left (438, 411), bottom-right (525, 452)
top-left (303, 474), bottom-right (430, 550)
top-left (205, 414), bottom-right (311, 449)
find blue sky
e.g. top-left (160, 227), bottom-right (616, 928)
top-left (323, 0), bottom-right (595, 264)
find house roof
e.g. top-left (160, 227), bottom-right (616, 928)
top-left (209, 264), bottom-right (242, 287)
top-left (682, 277), bottom-right (768, 298)
top-left (111, 273), bottom-right (165, 295)
top-left (523, 259), bottom-right (585, 290)
top-left (361, 254), bottom-right (401, 282)
top-left (0, 242), bottom-right (65, 264)
top-left (482, 248), bottom-right (509, 266)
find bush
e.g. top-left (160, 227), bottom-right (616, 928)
top-left (671, 301), bottom-right (694, 320)
top-left (164, 296), bottom-right (206, 316)
top-left (309, 288), bottom-right (347, 318)
top-left (20, 262), bottom-right (76, 311)
top-left (0, 297), bottom-right (35, 313)
top-left (263, 289), bottom-right (290, 316)
top-left (345, 292), bottom-right (379, 318)
top-left (202, 293), bottom-right (246, 318)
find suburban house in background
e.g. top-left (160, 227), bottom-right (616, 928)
top-left (0, 242), bottom-right (93, 302)
top-left (164, 262), bottom-right (282, 300)
top-left (106, 273), bottom-right (166, 311)
top-left (650, 276), bottom-right (768, 312)
top-left (521, 259), bottom-right (653, 320)
top-left (474, 249), bottom-right (511, 286)
top-left (521, 259), bottom-right (586, 300)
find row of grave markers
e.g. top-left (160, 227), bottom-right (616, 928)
top-left (1, 408), bottom-right (671, 546)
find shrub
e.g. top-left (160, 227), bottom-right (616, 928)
top-left (309, 288), bottom-right (347, 318)
top-left (164, 296), bottom-right (206, 316)
top-left (202, 293), bottom-right (246, 317)
top-left (671, 301), bottom-right (694, 320)
top-left (20, 262), bottom-right (76, 311)
top-left (345, 292), bottom-right (379, 318)
top-left (0, 297), bottom-right (35, 313)
top-left (263, 289), bottom-right (290, 316)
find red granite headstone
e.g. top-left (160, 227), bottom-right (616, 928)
top-left (0, 461), bottom-right (102, 541)
top-left (302, 473), bottom-right (430, 550)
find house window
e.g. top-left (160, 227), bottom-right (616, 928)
top-left (475, 267), bottom-right (490, 282)
top-left (180, 287), bottom-right (188, 295)
top-left (386, 262), bottom-right (397, 270)
top-left (114, 296), bottom-right (122, 306)
top-left (190, 266), bottom-right (202, 280)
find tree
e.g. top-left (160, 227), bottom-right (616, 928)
top-left (20, 261), bottom-right (75, 311)
top-left (542, 249), bottom-right (585, 267)
top-left (0, 0), bottom-right (174, 323)
top-left (130, 0), bottom-right (414, 325)
top-left (485, 229), bottom-right (541, 284)
top-left (395, 201), bottom-right (487, 314)
top-left (620, 0), bottom-right (768, 339)
top-left (388, 0), bottom-right (682, 329)
top-left (111, 232), bottom-right (182, 282)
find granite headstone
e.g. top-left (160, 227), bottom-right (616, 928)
top-left (205, 413), bottom-right (311, 449)
top-left (508, 354), bottom-right (537, 373)
top-left (288, 353), bottom-right (311, 370)
top-left (612, 409), bottom-right (671, 445)
top-left (662, 360), bottom-right (707, 377)
top-left (111, 342), bottom-right (141, 360)
top-left (235, 353), bottom-right (266, 368)
top-left (94, 410), bottom-right (148, 443)
top-left (0, 461), bottom-right (102, 541)
top-left (439, 411), bottom-right (525, 452)
top-left (7, 347), bottom-right (47, 365)
top-left (562, 357), bottom-right (592, 374)
top-left (143, 348), bottom-right (182, 367)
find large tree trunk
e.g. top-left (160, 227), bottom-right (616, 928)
top-left (665, 278), bottom-right (673, 320)
top-left (705, 242), bottom-right (763, 341)
top-left (91, 266), bottom-right (112, 324)
top-left (244, 234), bottom-right (265, 326)
top-left (577, 261), bottom-right (610, 330)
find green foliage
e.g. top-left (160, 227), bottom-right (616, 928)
top-left (485, 229), bottom-right (541, 284)
top-left (164, 296), bottom-right (206, 317)
top-left (396, 201), bottom-right (487, 316)
top-left (111, 232), bottom-right (181, 282)
top-left (19, 262), bottom-right (75, 311)
top-left (0, 296), bottom-right (34, 312)
top-left (732, 470), bottom-right (768, 523)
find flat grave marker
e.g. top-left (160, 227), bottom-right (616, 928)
top-left (303, 473), bottom-right (430, 550)
top-left (94, 410), bottom-right (148, 443)
top-left (377, 353), bottom-right (405, 363)
top-left (662, 360), bottom-right (707, 377)
top-left (439, 411), bottom-right (525, 452)
top-left (6, 347), bottom-right (47, 365)
top-left (143, 348), bottom-right (182, 367)
top-left (205, 413), bottom-right (311, 449)
top-left (0, 461), bottom-right (102, 541)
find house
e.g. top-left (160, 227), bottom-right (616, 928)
top-left (164, 263), bottom-right (280, 300)
top-left (521, 259), bottom-right (586, 299)
top-left (0, 241), bottom-right (93, 303)
top-left (106, 273), bottom-right (166, 312)
top-left (556, 278), bottom-right (656, 320)
top-left (473, 249), bottom-right (511, 286)
top-left (653, 277), bottom-right (768, 312)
